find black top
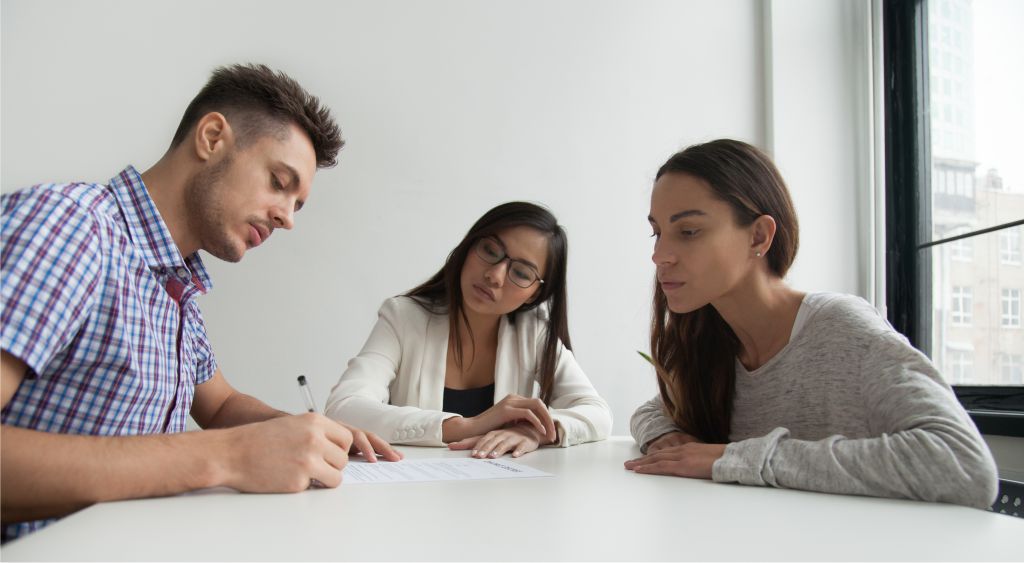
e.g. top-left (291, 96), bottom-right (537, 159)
top-left (443, 383), bottom-right (496, 418)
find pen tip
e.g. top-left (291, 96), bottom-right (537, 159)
top-left (297, 375), bottom-right (307, 384)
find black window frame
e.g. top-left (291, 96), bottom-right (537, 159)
top-left (883, 0), bottom-right (1024, 437)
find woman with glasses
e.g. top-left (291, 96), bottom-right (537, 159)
top-left (325, 202), bottom-right (611, 458)
top-left (624, 139), bottom-right (996, 508)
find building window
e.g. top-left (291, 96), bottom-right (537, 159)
top-left (1003, 288), bottom-right (1021, 328)
top-left (949, 236), bottom-right (972, 261)
top-left (1001, 354), bottom-right (1023, 384)
top-left (1001, 228), bottom-right (1022, 265)
top-left (948, 349), bottom-right (973, 384)
top-left (951, 286), bottom-right (972, 326)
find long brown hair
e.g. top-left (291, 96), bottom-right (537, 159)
top-left (650, 139), bottom-right (799, 442)
top-left (405, 202), bottom-right (571, 403)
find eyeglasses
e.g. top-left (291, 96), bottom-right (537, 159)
top-left (473, 237), bottom-right (545, 289)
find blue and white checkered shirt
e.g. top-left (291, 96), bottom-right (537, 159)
top-left (1, 166), bottom-right (217, 540)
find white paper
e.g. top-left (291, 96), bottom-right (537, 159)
top-left (342, 457), bottom-right (552, 484)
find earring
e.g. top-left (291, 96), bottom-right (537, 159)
top-left (755, 251), bottom-right (762, 257)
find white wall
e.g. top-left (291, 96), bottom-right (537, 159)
top-left (766, 0), bottom-right (873, 298)
top-left (1, 0), bottom-right (870, 434)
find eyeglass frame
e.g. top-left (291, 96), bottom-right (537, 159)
top-left (471, 236), bottom-right (546, 289)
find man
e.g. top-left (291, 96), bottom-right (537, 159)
top-left (0, 63), bottom-right (400, 541)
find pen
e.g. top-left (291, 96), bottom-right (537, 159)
top-left (297, 375), bottom-right (318, 413)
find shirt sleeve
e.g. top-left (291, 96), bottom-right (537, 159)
top-left (629, 394), bottom-right (683, 453)
top-left (1, 189), bottom-right (103, 377)
top-left (712, 330), bottom-right (999, 509)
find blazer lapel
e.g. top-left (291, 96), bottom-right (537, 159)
top-left (493, 314), bottom-right (519, 401)
top-left (420, 311), bottom-right (450, 411)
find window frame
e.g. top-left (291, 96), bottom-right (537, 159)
top-left (883, 0), bottom-right (1024, 437)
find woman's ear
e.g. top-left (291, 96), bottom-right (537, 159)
top-left (750, 215), bottom-right (777, 257)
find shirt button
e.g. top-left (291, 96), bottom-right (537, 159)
top-left (176, 267), bottom-right (189, 280)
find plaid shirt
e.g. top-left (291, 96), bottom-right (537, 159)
top-left (1, 166), bottom-right (217, 540)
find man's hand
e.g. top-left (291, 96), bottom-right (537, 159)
top-left (221, 413), bottom-right (401, 492)
top-left (336, 419), bottom-right (403, 463)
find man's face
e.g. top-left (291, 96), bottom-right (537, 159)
top-left (185, 122), bottom-right (317, 262)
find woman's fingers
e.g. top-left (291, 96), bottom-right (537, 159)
top-left (448, 435), bottom-right (482, 450)
top-left (483, 434), bottom-right (519, 458)
top-left (471, 431), bottom-right (504, 458)
top-left (496, 407), bottom-right (546, 438)
top-left (509, 398), bottom-right (556, 441)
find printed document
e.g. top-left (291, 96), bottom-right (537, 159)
top-left (342, 458), bottom-right (552, 484)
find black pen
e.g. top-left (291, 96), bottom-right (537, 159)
top-left (297, 375), bottom-right (318, 413)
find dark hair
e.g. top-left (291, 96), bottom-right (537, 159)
top-left (170, 63), bottom-right (344, 168)
top-left (405, 202), bottom-right (571, 404)
top-left (650, 139), bottom-right (799, 442)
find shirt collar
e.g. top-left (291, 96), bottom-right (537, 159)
top-left (108, 166), bottom-right (213, 294)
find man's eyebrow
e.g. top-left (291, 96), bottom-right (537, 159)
top-left (648, 209), bottom-right (707, 224)
top-left (491, 234), bottom-right (540, 270)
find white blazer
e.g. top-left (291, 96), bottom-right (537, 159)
top-left (325, 296), bottom-right (612, 447)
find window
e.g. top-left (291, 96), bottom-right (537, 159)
top-left (951, 286), bottom-right (972, 326)
top-left (949, 235), bottom-right (972, 261)
top-left (948, 349), bottom-right (973, 384)
top-left (1001, 228), bottom-right (1022, 264)
top-left (884, 0), bottom-right (1024, 424)
top-left (1003, 288), bottom-right (1021, 328)
top-left (1001, 354), bottom-right (1023, 384)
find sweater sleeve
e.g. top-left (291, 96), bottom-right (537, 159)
top-left (712, 331), bottom-right (998, 509)
top-left (629, 395), bottom-right (684, 454)
top-left (324, 299), bottom-right (456, 446)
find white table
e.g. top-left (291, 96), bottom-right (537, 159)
top-left (3, 437), bottom-right (1021, 561)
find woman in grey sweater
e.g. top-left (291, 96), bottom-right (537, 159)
top-left (625, 139), bottom-right (997, 509)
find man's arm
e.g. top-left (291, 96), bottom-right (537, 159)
top-left (190, 369), bottom-right (288, 428)
top-left (191, 367), bottom-right (404, 462)
top-left (1, 351), bottom-right (354, 525)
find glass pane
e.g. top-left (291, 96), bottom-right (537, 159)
top-left (927, 0), bottom-right (1024, 238)
top-left (930, 225), bottom-right (1024, 385)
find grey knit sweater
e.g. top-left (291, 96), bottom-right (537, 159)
top-left (630, 292), bottom-right (998, 508)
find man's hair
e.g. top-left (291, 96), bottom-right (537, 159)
top-left (170, 63), bottom-right (343, 168)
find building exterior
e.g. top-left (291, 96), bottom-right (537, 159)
top-left (929, 0), bottom-right (1023, 385)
